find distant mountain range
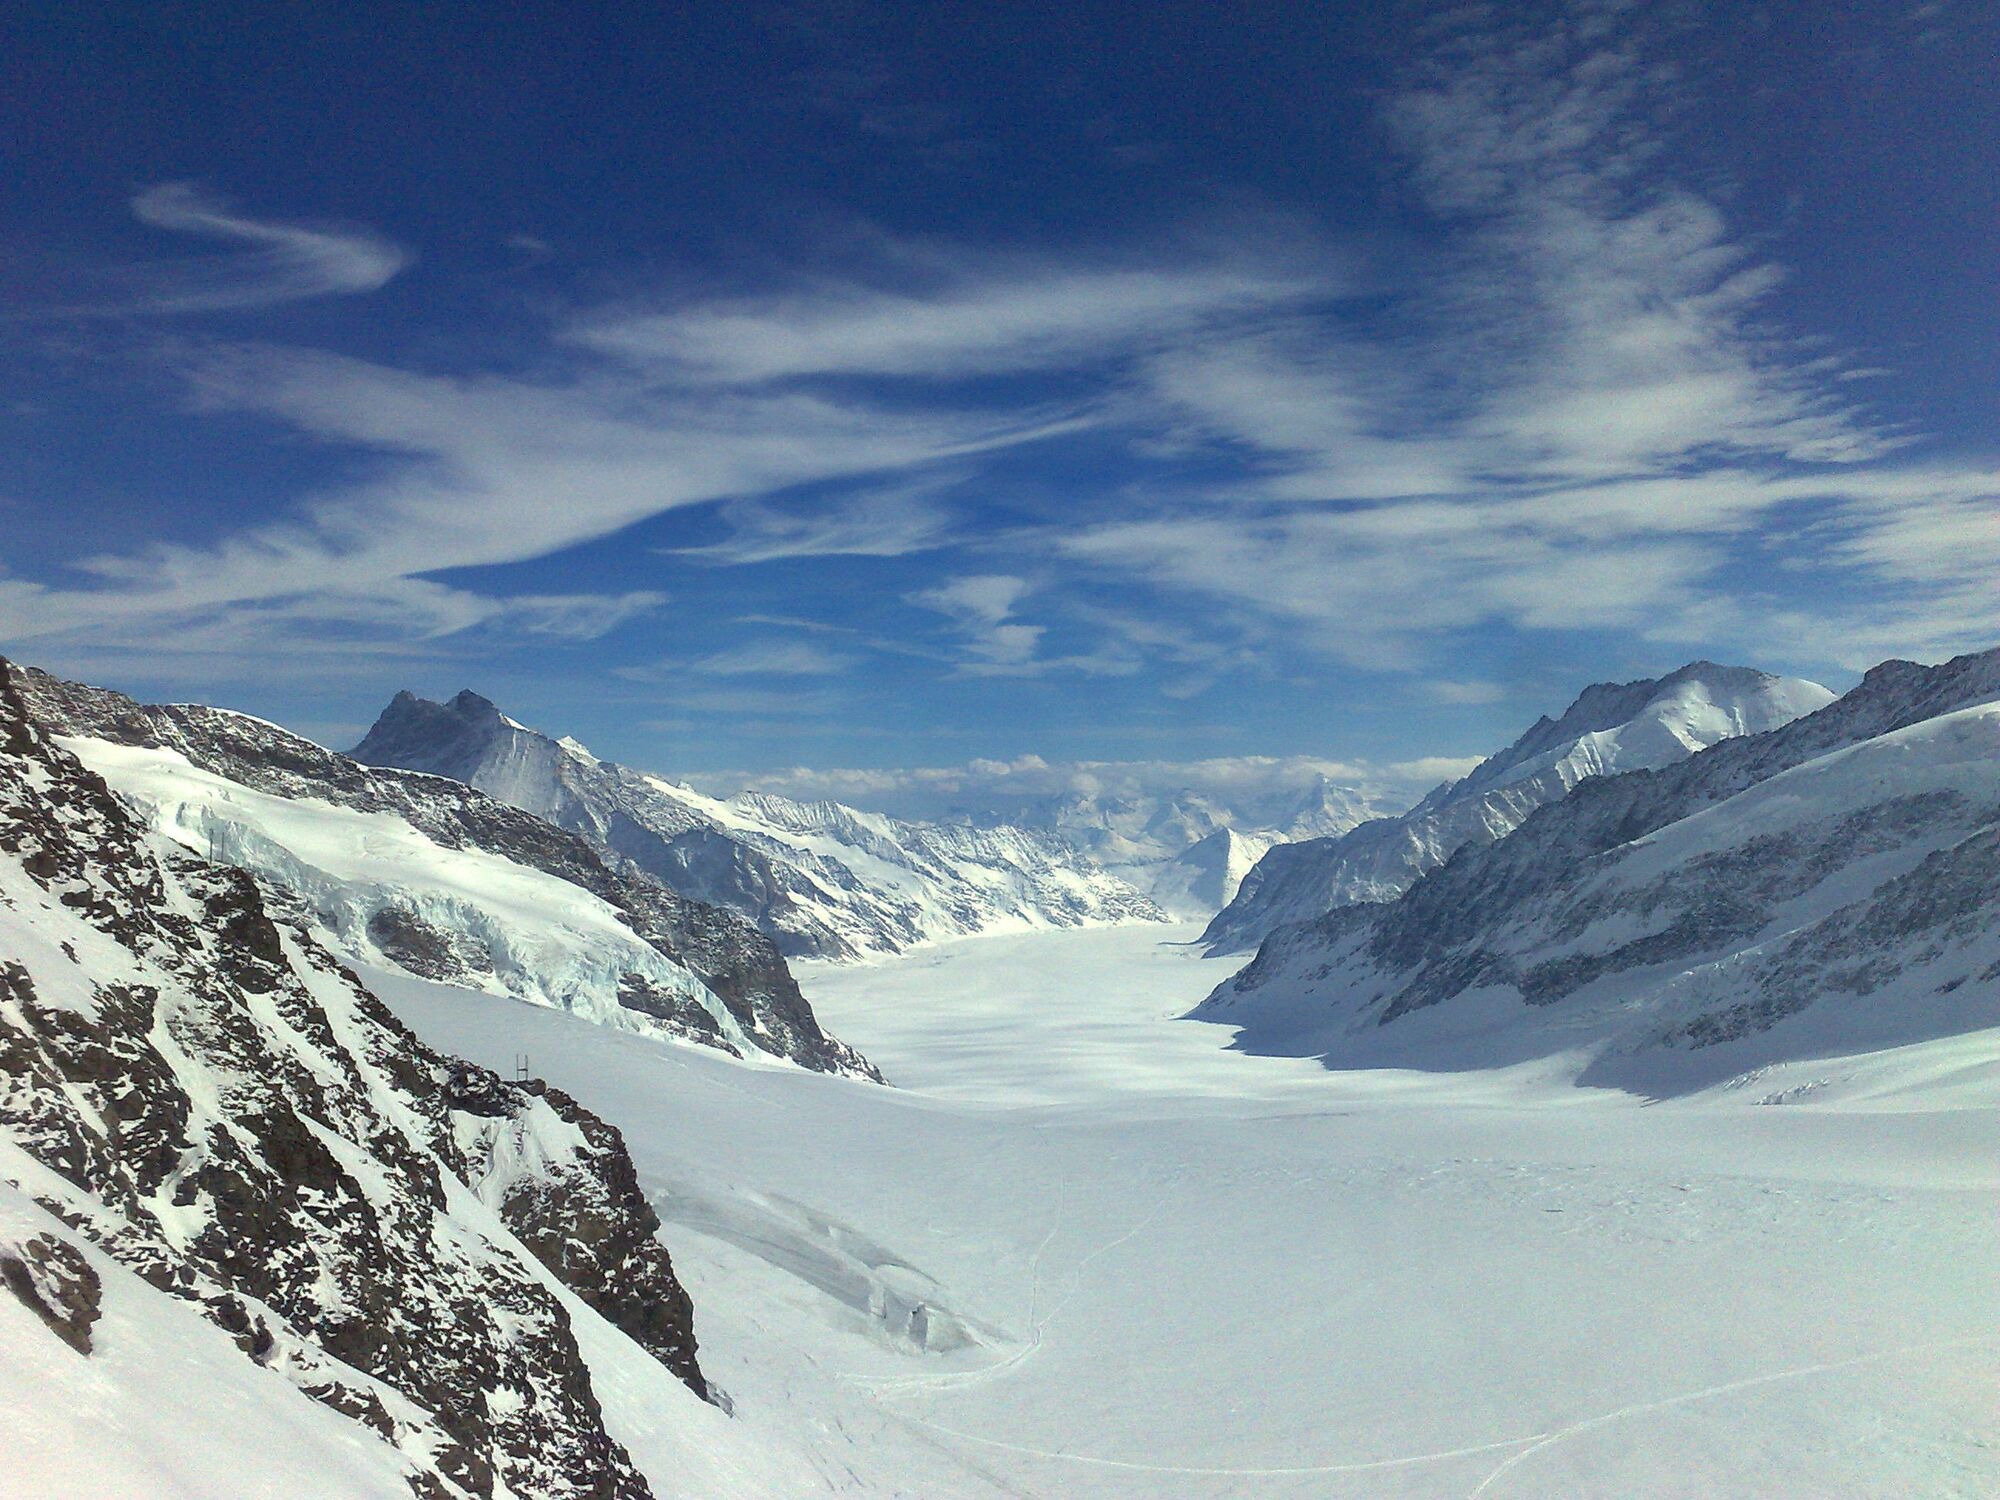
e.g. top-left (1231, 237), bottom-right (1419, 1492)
top-left (1200, 647), bottom-right (2000, 1094)
top-left (352, 689), bottom-right (1166, 959)
top-left (1202, 662), bottom-right (1835, 953)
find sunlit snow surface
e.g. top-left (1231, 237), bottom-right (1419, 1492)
top-left (376, 923), bottom-right (2000, 1498)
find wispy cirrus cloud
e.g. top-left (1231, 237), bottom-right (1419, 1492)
top-left (670, 477), bottom-right (959, 564)
top-left (13, 182), bottom-right (410, 319)
top-left (680, 749), bottom-right (1478, 825)
top-left (7, 2), bottom-right (1993, 718)
top-left (908, 574), bottom-right (1041, 666)
top-left (571, 247), bottom-right (1329, 383)
top-left (1043, 1), bottom-right (1994, 671)
top-left (690, 640), bottom-right (858, 677)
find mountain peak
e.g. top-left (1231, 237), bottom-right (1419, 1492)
top-left (447, 687), bottom-right (501, 716)
top-left (351, 687), bottom-right (524, 780)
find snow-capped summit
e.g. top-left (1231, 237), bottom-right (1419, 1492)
top-left (1275, 774), bottom-right (1380, 841)
top-left (12, 663), bottom-right (878, 1080)
top-left (354, 692), bottom-right (1165, 960)
top-left (1200, 645), bottom-right (2000, 1093)
top-left (1202, 661), bottom-right (1836, 953)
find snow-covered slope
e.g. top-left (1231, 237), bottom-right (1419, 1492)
top-left (394, 921), bottom-right (2000, 1499)
top-left (1133, 826), bottom-right (1275, 918)
top-left (0, 663), bottom-right (808, 1499)
top-left (1201, 648), bottom-right (2000, 1093)
top-left (1203, 662), bottom-right (1835, 952)
top-left (10, 665), bottom-right (877, 1080)
top-left (354, 690), bottom-right (1165, 960)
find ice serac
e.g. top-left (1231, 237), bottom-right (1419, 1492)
top-left (0, 662), bottom-right (713, 1497)
top-left (9, 665), bottom-right (879, 1082)
top-left (1202, 662), bottom-right (1836, 953)
top-left (353, 690), bottom-right (1164, 960)
top-left (1199, 647), bottom-right (2000, 1094)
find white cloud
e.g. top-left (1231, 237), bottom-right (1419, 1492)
top-left (1387, 754), bottom-right (1486, 787)
top-left (1424, 680), bottom-right (1508, 706)
top-left (691, 641), bottom-right (857, 676)
top-left (9, 25), bottom-right (1991, 710)
top-left (672, 479), bottom-right (958, 564)
top-left (117, 182), bottom-right (408, 314)
top-left (908, 574), bottom-right (1046, 668)
top-left (571, 251), bottom-right (1327, 382)
top-left (497, 591), bottom-right (667, 639)
top-left (680, 751), bottom-right (1425, 823)
top-left (0, 341), bottom-right (1073, 658)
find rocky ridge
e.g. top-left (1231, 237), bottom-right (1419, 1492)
top-left (1202, 662), bottom-right (1835, 953)
top-left (1201, 648), bottom-right (2000, 1092)
top-left (0, 662), bottom-right (711, 1498)
top-left (10, 665), bottom-right (877, 1081)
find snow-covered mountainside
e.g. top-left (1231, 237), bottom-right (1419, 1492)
top-left (0, 665), bottom-right (760, 1498)
top-left (9, 666), bottom-right (877, 1081)
top-left (1202, 662), bottom-right (1835, 952)
top-left (354, 690), bottom-right (1164, 960)
top-left (1136, 826), bottom-right (1275, 917)
top-left (1201, 648), bottom-right (2000, 1093)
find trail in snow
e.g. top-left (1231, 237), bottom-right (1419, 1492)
top-left (378, 931), bottom-right (2000, 1500)
top-left (875, 1336), bottom-right (2000, 1484)
top-left (1463, 1336), bottom-right (2000, 1498)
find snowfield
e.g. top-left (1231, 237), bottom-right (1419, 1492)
top-left (378, 923), bottom-right (2000, 1499)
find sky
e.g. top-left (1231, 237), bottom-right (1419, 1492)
top-left (2, 0), bottom-right (1995, 811)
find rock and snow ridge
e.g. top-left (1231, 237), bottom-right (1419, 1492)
top-left (1200, 646), bottom-right (2000, 1093)
top-left (1201, 661), bottom-right (1836, 953)
top-left (0, 664), bottom-right (725, 1498)
top-left (9, 665), bottom-right (879, 1082)
top-left (353, 689), bottom-right (1166, 960)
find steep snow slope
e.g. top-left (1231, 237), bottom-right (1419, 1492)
top-left (1204, 649), bottom-right (2000, 1092)
top-left (0, 666), bottom-right (809, 1498)
top-left (10, 664), bottom-right (877, 1079)
top-left (354, 690), bottom-right (1163, 959)
top-left (1204, 662), bottom-right (1835, 952)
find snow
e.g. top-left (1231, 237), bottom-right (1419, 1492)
top-left (374, 923), bottom-right (2000, 1499)
top-left (1206, 695), bottom-right (2000, 1093)
top-left (56, 734), bottom-right (755, 1053)
top-left (0, 1184), bottom-right (415, 1500)
top-left (1205, 663), bottom-right (1837, 953)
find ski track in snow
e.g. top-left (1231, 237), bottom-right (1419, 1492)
top-left (1463, 1336), bottom-right (2000, 1498)
top-left (875, 1336), bottom-right (2000, 1485)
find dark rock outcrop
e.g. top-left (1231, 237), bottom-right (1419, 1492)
top-left (0, 661), bottom-right (713, 1497)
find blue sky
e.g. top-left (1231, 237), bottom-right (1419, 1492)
top-left (2, 0), bottom-right (1995, 805)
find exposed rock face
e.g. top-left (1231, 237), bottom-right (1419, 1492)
top-left (1, 1233), bottom-right (101, 1355)
top-left (0, 662), bottom-right (709, 1496)
top-left (1201, 649), bottom-right (2000, 1092)
top-left (9, 664), bottom-right (879, 1081)
top-left (354, 690), bottom-right (1165, 960)
top-left (1203, 662), bottom-right (1835, 953)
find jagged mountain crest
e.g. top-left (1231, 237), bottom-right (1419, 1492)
top-left (354, 691), bottom-right (1166, 959)
top-left (1202, 660), bottom-right (1836, 953)
top-left (9, 664), bottom-right (879, 1081)
top-left (1200, 646), bottom-right (2000, 1093)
